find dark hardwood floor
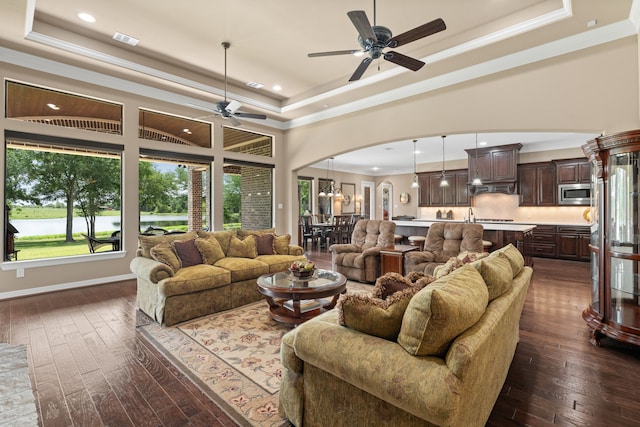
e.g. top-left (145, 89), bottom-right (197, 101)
top-left (1, 248), bottom-right (639, 426)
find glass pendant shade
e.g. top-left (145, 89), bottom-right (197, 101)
top-left (439, 136), bottom-right (449, 187)
top-left (411, 139), bottom-right (420, 188)
top-left (472, 133), bottom-right (482, 186)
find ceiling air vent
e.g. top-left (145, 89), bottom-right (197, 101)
top-left (113, 32), bottom-right (139, 47)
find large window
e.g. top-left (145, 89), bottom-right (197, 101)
top-left (298, 177), bottom-right (313, 216)
top-left (139, 150), bottom-right (211, 233)
top-left (223, 161), bottom-right (273, 231)
top-left (5, 131), bottom-right (122, 261)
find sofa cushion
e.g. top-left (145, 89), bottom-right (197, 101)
top-left (172, 238), bottom-right (203, 268)
top-left (255, 254), bottom-right (307, 273)
top-left (150, 241), bottom-right (181, 272)
top-left (480, 252), bottom-right (513, 301)
top-left (214, 257), bottom-right (269, 282)
top-left (255, 233), bottom-right (276, 255)
top-left (227, 235), bottom-right (258, 258)
top-left (138, 231), bottom-right (198, 258)
top-left (274, 234), bottom-right (292, 255)
top-left (159, 264), bottom-right (231, 297)
top-left (398, 264), bottom-right (489, 357)
top-left (457, 251), bottom-right (490, 263)
top-left (195, 237), bottom-right (226, 265)
top-left (196, 230), bottom-right (235, 255)
top-left (337, 286), bottom-right (422, 341)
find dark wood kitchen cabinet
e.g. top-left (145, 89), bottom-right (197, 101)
top-left (555, 158), bottom-right (590, 184)
top-left (556, 226), bottom-right (590, 261)
top-left (466, 143), bottom-right (522, 183)
top-left (530, 225), bottom-right (557, 258)
top-left (518, 162), bottom-right (556, 206)
top-left (418, 169), bottom-right (469, 207)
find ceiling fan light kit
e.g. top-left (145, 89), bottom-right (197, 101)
top-left (194, 42), bottom-right (268, 127)
top-left (308, 1), bottom-right (446, 82)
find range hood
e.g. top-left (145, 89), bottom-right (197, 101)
top-left (469, 183), bottom-right (517, 195)
top-left (465, 143), bottom-right (522, 195)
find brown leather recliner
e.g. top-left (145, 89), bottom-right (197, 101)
top-left (404, 222), bottom-right (484, 275)
top-left (329, 219), bottom-right (396, 283)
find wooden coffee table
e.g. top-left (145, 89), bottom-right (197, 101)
top-left (257, 269), bottom-right (347, 325)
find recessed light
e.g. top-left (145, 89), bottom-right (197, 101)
top-left (47, 103), bottom-right (60, 110)
top-left (479, 141), bottom-right (487, 146)
top-left (272, 84), bottom-right (282, 91)
top-left (183, 128), bottom-right (192, 134)
top-left (77, 12), bottom-right (96, 23)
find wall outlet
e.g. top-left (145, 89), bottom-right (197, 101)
top-left (16, 268), bottom-right (24, 278)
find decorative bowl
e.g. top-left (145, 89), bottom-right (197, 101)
top-left (289, 268), bottom-right (315, 278)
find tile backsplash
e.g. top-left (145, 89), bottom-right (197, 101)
top-left (417, 193), bottom-right (590, 225)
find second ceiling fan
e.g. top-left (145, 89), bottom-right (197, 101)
top-left (308, 1), bottom-right (446, 82)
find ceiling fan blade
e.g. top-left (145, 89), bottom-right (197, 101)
top-left (347, 11), bottom-right (376, 43)
top-left (387, 18), bottom-right (446, 48)
top-left (228, 115), bottom-right (242, 127)
top-left (308, 49), bottom-right (361, 57)
top-left (384, 51), bottom-right (425, 71)
top-left (226, 100), bottom-right (242, 113)
top-left (235, 112), bottom-right (267, 120)
top-left (349, 56), bottom-right (373, 81)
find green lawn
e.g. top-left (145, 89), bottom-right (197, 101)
top-left (10, 206), bottom-right (121, 220)
top-left (14, 233), bottom-right (117, 260)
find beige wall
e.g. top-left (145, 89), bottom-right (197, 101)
top-left (1, 35), bottom-right (639, 297)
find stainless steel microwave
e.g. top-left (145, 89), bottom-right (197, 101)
top-left (558, 183), bottom-right (591, 205)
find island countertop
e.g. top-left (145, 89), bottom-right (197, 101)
top-left (393, 220), bottom-right (537, 232)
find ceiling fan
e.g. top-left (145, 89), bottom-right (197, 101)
top-left (308, 1), bottom-right (446, 82)
top-left (193, 42), bottom-right (267, 127)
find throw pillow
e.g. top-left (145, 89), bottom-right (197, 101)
top-left (237, 228), bottom-right (276, 238)
top-left (194, 237), bottom-right (225, 265)
top-left (398, 265), bottom-right (489, 357)
top-left (479, 252), bottom-right (513, 301)
top-left (255, 233), bottom-right (276, 255)
top-left (457, 251), bottom-right (490, 264)
top-left (273, 234), bottom-right (291, 255)
top-left (372, 272), bottom-right (412, 299)
top-left (150, 241), bottom-right (181, 272)
top-left (227, 235), bottom-right (258, 258)
top-left (405, 271), bottom-right (428, 284)
top-left (138, 231), bottom-right (198, 258)
top-left (172, 238), bottom-right (203, 268)
top-left (414, 275), bottom-right (436, 289)
top-left (498, 243), bottom-right (525, 277)
top-left (433, 257), bottom-right (464, 278)
top-left (337, 286), bottom-right (423, 341)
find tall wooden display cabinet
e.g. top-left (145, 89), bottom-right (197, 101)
top-left (582, 130), bottom-right (640, 346)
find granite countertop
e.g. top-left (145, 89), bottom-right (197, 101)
top-left (393, 220), bottom-right (537, 232)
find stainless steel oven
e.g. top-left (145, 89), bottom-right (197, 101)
top-left (558, 183), bottom-right (591, 205)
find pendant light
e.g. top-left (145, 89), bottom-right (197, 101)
top-left (411, 139), bottom-right (420, 188)
top-left (327, 158), bottom-right (334, 198)
top-left (439, 135), bottom-right (449, 187)
top-left (319, 158), bottom-right (330, 197)
top-left (472, 133), bottom-right (483, 186)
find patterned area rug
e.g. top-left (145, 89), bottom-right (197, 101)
top-left (0, 343), bottom-right (39, 426)
top-left (139, 281), bottom-right (371, 427)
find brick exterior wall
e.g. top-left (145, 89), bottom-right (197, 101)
top-left (188, 169), bottom-right (203, 231)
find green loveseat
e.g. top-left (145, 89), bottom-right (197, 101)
top-left (130, 229), bottom-right (306, 326)
top-left (279, 244), bottom-right (532, 427)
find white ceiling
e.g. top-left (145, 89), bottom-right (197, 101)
top-left (0, 0), bottom-right (636, 174)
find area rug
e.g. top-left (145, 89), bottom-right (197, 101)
top-left (139, 281), bottom-right (371, 427)
top-left (0, 343), bottom-right (39, 426)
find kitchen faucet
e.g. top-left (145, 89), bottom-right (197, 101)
top-left (467, 207), bottom-right (475, 223)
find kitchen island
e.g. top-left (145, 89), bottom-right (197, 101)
top-left (393, 220), bottom-right (537, 266)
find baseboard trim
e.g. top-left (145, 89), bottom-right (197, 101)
top-left (0, 273), bottom-right (136, 300)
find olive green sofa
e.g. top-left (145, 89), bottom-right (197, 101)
top-left (130, 229), bottom-right (306, 326)
top-left (279, 244), bottom-right (532, 427)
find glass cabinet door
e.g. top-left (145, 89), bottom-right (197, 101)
top-left (589, 163), bottom-right (601, 315)
top-left (607, 151), bottom-right (640, 328)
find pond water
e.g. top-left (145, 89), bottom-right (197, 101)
top-left (10, 214), bottom-right (188, 237)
